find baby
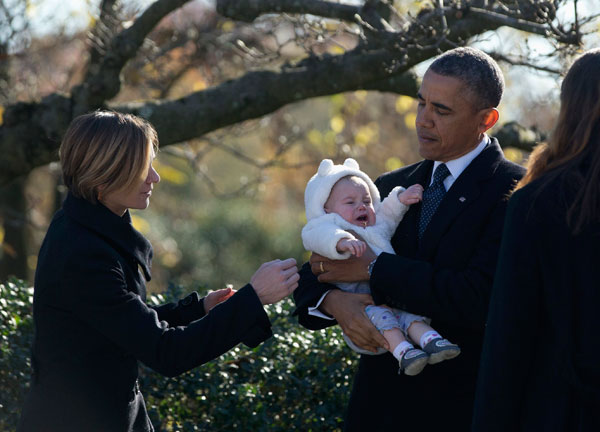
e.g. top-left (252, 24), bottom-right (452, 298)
top-left (302, 158), bottom-right (460, 375)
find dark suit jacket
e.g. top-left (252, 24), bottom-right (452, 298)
top-left (18, 193), bottom-right (272, 432)
top-left (472, 174), bottom-right (600, 431)
top-left (294, 139), bottom-right (524, 431)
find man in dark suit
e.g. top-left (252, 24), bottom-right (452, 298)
top-left (294, 47), bottom-right (525, 431)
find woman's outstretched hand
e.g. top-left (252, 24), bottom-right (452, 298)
top-left (250, 258), bottom-right (299, 305)
top-left (203, 287), bottom-right (236, 314)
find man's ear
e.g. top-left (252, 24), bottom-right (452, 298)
top-left (479, 108), bottom-right (499, 133)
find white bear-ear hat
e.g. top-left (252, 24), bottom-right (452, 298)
top-left (304, 158), bottom-right (381, 221)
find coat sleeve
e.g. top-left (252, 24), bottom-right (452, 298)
top-left (150, 292), bottom-right (206, 327)
top-left (471, 190), bottom-right (542, 431)
top-left (62, 252), bottom-right (272, 377)
top-left (292, 261), bottom-right (340, 330)
top-left (302, 217), bottom-right (355, 260)
top-left (377, 186), bottom-right (408, 238)
top-left (369, 186), bottom-right (511, 328)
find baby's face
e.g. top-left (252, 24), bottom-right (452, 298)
top-left (324, 177), bottom-right (376, 227)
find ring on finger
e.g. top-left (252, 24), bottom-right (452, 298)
top-left (319, 261), bottom-right (324, 273)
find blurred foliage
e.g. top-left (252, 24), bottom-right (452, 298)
top-left (0, 279), bottom-right (357, 431)
top-left (0, 278), bottom-right (34, 431)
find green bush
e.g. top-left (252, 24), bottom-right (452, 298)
top-left (0, 279), bottom-right (34, 431)
top-left (0, 280), bottom-right (356, 431)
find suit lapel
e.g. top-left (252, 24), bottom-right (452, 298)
top-left (417, 140), bottom-right (503, 260)
top-left (392, 160), bottom-right (433, 258)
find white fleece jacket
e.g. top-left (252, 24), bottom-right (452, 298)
top-left (302, 185), bottom-right (408, 260)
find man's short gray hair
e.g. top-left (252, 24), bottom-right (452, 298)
top-left (428, 47), bottom-right (504, 109)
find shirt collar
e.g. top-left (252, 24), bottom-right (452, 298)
top-left (431, 134), bottom-right (489, 184)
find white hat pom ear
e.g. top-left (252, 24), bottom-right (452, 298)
top-left (318, 159), bottom-right (334, 176)
top-left (343, 158), bottom-right (359, 170)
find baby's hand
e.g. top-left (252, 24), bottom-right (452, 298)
top-left (337, 238), bottom-right (367, 257)
top-left (398, 184), bottom-right (423, 205)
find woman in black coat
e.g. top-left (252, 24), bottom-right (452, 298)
top-left (472, 49), bottom-right (600, 431)
top-left (18, 111), bottom-right (299, 432)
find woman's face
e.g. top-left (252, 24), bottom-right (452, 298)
top-left (100, 150), bottom-right (160, 216)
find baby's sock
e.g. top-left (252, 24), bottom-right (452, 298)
top-left (419, 331), bottom-right (441, 348)
top-left (392, 341), bottom-right (413, 361)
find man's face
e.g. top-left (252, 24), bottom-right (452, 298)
top-left (415, 70), bottom-right (489, 162)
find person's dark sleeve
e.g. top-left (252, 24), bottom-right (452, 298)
top-left (370, 194), bottom-right (510, 328)
top-left (292, 261), bottom-right (339, 330)
top-left (63, 254), bottom-right (272, 377)
top-left (471, 190), bottom-right (541, 431)
top-left (151, 292), bottom-right (206, 327)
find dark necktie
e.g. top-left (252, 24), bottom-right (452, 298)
top-left (418, 163), bottom-right (450, 240)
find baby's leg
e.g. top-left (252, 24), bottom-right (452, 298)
top-left (365, 305), bottom-right (428, 375)
top-left (403, 316), bottom-right (460, 364)
top-left (406, 319), bottom-right (437, 347)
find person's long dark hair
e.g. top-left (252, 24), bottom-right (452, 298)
top-left (515, 48), bottom-right (600, 234)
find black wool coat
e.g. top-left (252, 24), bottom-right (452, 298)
top-left (18, 193), bottom-right (272, 432)
top-left (472, 174), bottom-right (600, 431)
top-left (294, 139), bottom-right (525, 431)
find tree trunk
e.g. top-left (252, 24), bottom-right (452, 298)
top-left (0, 177), bottom-right (29, 281)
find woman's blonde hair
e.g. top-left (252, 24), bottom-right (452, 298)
top-left (60, 110), bottom-right (159, 203)
top-left (515, 48), bottom-right (600, 234)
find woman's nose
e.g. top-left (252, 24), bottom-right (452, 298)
top-left (147, 165), bottom-right (160, 184)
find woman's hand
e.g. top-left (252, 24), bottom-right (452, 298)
top-left (203, 287), bottom-right (236, 314)
top-left (250, 258), bottom-right (299, 305)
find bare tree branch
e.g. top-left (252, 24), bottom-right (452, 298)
top-left (490, 52), bottom-right (562, 75)
top-left (88, 0), bottom-right (121, 70)
top-left (72, 0), bottom-right (194, 112)
top-left (494, 121), bottom-right (544, 152)
top-left (468, 6), bottom-right (578, 44)
top-left (216, 0), bottom-right (361, 23)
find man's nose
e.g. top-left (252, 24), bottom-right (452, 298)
top-left (416, 106), bottom-right (433, 128)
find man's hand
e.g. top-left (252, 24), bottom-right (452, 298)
top-left (320, 290), bottom-right (389, 353)
top-left (310, 248), bottom-right (376, 283)
top-left (204, 287), bottom-right (236, 314)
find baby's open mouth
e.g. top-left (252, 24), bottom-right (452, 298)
top-left (356, 215), bottom-right (367, 222)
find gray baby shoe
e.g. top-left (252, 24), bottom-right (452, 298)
top-left (400, 348), bottom-right (429, 376)
top-left (423, 338), bottom-right (461, 364)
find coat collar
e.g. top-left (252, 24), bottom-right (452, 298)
top-left (393, 138), bottom-right (505, 260)
top-left (417, 138), bottom-right (504, 259)
top-left (62, 192), bottom-right (153, 281)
